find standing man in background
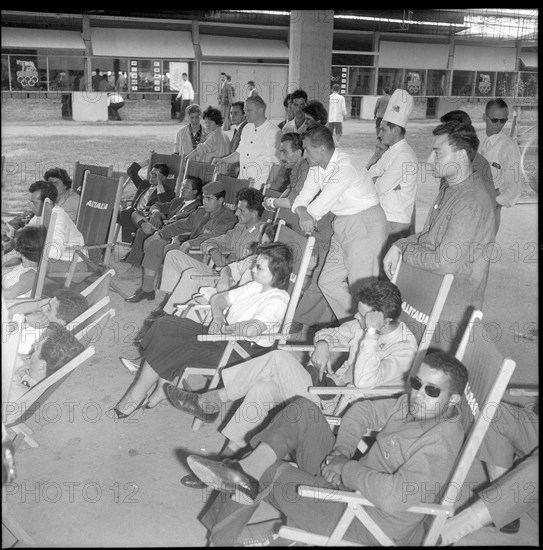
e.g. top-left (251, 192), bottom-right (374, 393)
top-left (219, 73), bottom-right (235, 131)
top-left (327, 84), bottom-right (347, 145)
top-left (374, 87), bottom-right (391, 135)
top-left (479, 98), bottom-right (523, 231)
top-left (176, 73), bottom-right (194, 123)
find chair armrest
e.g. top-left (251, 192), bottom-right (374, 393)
top-left (277, 344), bottom-right (350, 353)
top-left (197, 334), bottom-right (256, 343)
top-left (309, 385), bottom-right (405, 397)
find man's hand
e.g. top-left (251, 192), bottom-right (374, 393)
top-left (383, 245), bottom-right (401, 280)
top-left (363, 310), bottom-right (386, 333)
top-left (141, 221), bottom-right (157, 235)
top-left (211, 158), bottom-right (223, 166)
top-left (179, 241), bottom-right (190, 254)
top-left (298, 211), bottom-right (316, 234)
top-left (149, 211), bottom-right (163, 229)
top-left (263, 197), bottom-right (276, 212)
top-left (310, 341), bottom-right (332, 382)
top-left (321, 452), bottom-right (350, 487)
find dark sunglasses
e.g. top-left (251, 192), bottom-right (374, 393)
top-left (409, 376), bottom-right (442, 398)
top-left (488, 117), bottom-right (508, 124)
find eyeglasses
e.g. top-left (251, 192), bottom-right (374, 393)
top-left (409, 376), bottom-right (442, 398)
top-left (488, 117), bottom-right (508, 124)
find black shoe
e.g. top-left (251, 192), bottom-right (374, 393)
top-left (150, 302), bottom-right (167, 317)
top-left (164, 384), bottom-right (219, 423)
top-left (498, 518), bottom-right (520, 534)
top-left (180, 473), bottom-right (207, 489)
top-left (125, 288), bottom-right (155, 303)
top-left (187, 455), bottom-right (260, 503)
top-left (109, 398), bottom-right (147, 420)
top-left (120, 251), bottom-right (131, 262)
top-left (143, 311), bottom-right (165, 327)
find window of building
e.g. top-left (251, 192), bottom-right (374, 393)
top-left (452, 70), bottom-right (475, 96)
top-left (404, 69), bottom-right (425, 96)
top-left (426, 70), bottom-right (447, 96)
top-left (348, 67), bottom-right (374, 95)
top-left (475, 71), bottom-right (495, 97)
top-left (377, 69), bottom-right (402, 95)
top-left (495, 71), bottom-right (517, 97)
top-left (518, 72), bottom-right (538, 97)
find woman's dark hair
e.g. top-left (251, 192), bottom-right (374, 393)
top-left (256, 242), bottom-right (293, 291)
top-left (40, 322), bottom-right (85, 376)
top-left (203, 106), bottom-right (224, 127)
top-left (355, 280), bottom-right (402, 322)
top-left (43, 167), bottom-right (73, 190)
top-left (15, 225), bottom-right (47, 263)
top-left (52, 289), bottom-right (89, 323)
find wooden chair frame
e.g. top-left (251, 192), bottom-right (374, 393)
top-left (178, 221), bottom-right (316, 430)
top-left (278, 317), bottom-right (517, 546)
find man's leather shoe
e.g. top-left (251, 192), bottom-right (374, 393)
top-left (150, 304), bottom-right (166, 317)
top-left (187, 455), bottom-right (260, 503)
top-left (145, 311), bottom-right (166, 326)
top-left (180, 473), bottom-right (207, 489)
top-left (125, 288), bottom-right (155, 303)
top-left (498, 518), bottom-right (520, 534)
top-left (164, 384), bottom-right (219, 423)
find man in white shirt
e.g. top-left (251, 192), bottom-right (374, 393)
top-left (212, 95), bottom-right (281, 190)
top-left (479, 98), bottom-right (523, 231)
top-left (327, 84), bottom-right (347, 144)
top-left (292, 125), bottom-right (387, 323)
top-left (175, 73), bottom-right (194, 123)
top-left (367, 89), bottom-right (418, 250)
top-left (281, 89), bottom-right (309, 135)
top-left (26, 180), bottom-right (86, 280)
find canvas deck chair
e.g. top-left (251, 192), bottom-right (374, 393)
top-left (4, 306), bottom-right (115, 448)
top-left (148, 150), bottom-right (183, 196)
top-left (184, 159), bottom-right (217, 187)
top-left (178, 221), bottom-right (316, 430)
top-left (278, 260), bottom-right (455, 415)
top-left (274, 206), bottom-right (302, 233)
top-left (57, 173), bottom-right (124, 297)
top-left (214, 173), bottom-right (252, 211)
top-left (28, 198), bottom-right (55, 300)
top-left (278, 317), bottom-right (517, 547)
top-left (73, 162), bottom-right (113, 195)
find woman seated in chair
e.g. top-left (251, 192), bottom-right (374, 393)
top-left (9, 322), bottom-right (85, 402)
top-left (2, 225), bottom-right (46, 299)
top-left (112, 242), bottom-right (292, 418)
top-left (184, 106), bottom-right (231, 164)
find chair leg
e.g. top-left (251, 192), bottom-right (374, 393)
top-left (8, 424), bottom-right (39, 448)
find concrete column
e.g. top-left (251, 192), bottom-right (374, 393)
top-left (288, 10), bottom-right (334, 102)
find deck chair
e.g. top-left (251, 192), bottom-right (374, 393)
top-left (214, 174), bottom-right (252, 211)
top-left (278, 260), bottom-right (455, 414)
top-left (72, 162), bottom-right (113, 195)
top-left (79, 268), bottom-right (115, 304)
top-left (263, 163), bottom-right (289, 194)
top-left (178, 221), bottom-right (316, 430)
top-left (58, 172), bottom-right (123, 289)
top-left (28, 198), bottom-right (55, 299)
top-left (4, 305), bottom-right (114, 448)
top-left (2, 312), bottom-right (24, 421)
top-left (278, 318), bottom-right (517, 547)
top-left (274, 206), bottom-right (302, 233)
top-left (184, 159), bottom-right (217, 186)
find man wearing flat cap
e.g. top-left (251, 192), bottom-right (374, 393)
top-left (367, 89), bottom-right (419, 253)
top-left (125, 180), bottom-right (237, 304)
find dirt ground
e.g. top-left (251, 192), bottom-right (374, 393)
top-left (2, 118), bottom-right (538, 547)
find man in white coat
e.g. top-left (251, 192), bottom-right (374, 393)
top-left (327, 84), bottom-right (347, 144)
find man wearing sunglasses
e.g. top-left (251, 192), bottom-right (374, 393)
top-left (479, 98), bottom-right (522, 230)
top-left (185, 351), bottom-right (467, 546)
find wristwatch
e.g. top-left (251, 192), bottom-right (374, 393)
top-left (366, 327), bottom-right (381, 336)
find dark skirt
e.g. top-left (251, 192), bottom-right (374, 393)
top-left (141, 315), bottom-right (268, 381)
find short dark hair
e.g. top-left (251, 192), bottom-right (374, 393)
top-left (52, 289), bottom-right (89, 323)
top-left (383, 87), bottom-right (391, 95)
top-left (41, 322), bottom-right (85, 376)
top-left (246, 95), bottom-right (267, 110)
top-left (247, 80), bottom-right (255, 87)
top-left (356, 281), bottom-right (402, 322)
top-left (203, 105), bottom-right (224, 127)
top-left (280, 132), bottom-right (304, 153)
top-left (302, 100), bottom-right (328, 126)
top-left (332, 84), bottom-right (340, 92)
top-left (237, 187), bottom-right (264, 216)
top-left (422, 352), bottom-right (469, 396)
top-left (186, 104), bottom-right (202, 116)
top-left (152, 163), bottom-right (170, 178)
top-left (231, 101), bottom-right (245, 113)
top-left (440, 110), bottom-right (472, 125)
top-left (43, 167), bottom-right (73, 189)
top-left (290, 89), bottom-right (308, 102)
top-left (485, 98), bottom-right (509, 114)
top-left (182, 72), bottom-right (188, 77)
top-left (302, 125), bottom-right (335, 150)
top-left (28, 181), bottom-right (58, 204)
top-left (15, 225), bottom-right (47, 263)
top-left (432, 121), bottom-right (480, 162)
top-left (283, 94), bottom-right (292, 108)
top-left (186, 176), bottom-right (203, 196)
top-left (256, 242), bottom-right (293, 291)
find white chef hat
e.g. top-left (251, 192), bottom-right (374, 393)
top-left (382, 89), bottom-right (414, 128)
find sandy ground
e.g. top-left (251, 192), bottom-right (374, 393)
top-left (2, 119), bottom-right (538, 547)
